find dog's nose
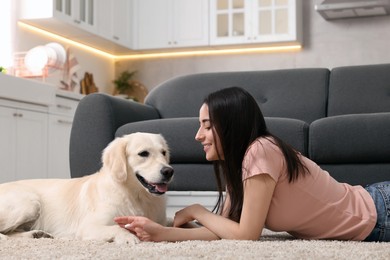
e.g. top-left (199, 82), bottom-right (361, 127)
top-left (161, 166), bottom-right (174, 179)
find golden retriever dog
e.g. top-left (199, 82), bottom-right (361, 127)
top-left (0, 133), bottom-right (174, 244)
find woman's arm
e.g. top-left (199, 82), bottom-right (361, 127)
top-left (114, 216), bottom-right (219, 241)
top-left (174, 174), bottom-right (276, 240)
top-left (115, 173), bottom-right (275, 242)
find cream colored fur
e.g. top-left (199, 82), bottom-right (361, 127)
top-left (0, 133), bottom-right (173, 244)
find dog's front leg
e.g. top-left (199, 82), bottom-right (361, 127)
top-left (77, 222), bottom-right (140, 244)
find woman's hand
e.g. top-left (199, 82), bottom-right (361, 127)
top-left (114, 216), bottom-right (165, 242)
top-left (173, 204), bottom-right (208, 227)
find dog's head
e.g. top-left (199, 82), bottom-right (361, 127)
top-left (102, 132), bottom-right (174, 195)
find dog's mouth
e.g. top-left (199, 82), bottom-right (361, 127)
top-left (136, 174), bottom-right (168, 195)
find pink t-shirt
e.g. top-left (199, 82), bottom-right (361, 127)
top-left (242, 137), bottom-right (377, 241)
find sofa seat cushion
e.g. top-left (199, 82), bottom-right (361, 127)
top-left (116, 117), bottom-right (309, 164)
top-left (309, 112), bottom-right (390, 164)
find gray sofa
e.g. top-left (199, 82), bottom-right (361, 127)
top-left (70, 63), bottom-right (390, 190)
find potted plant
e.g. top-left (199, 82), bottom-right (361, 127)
top-left (113, 70), bottom-right (137, 99)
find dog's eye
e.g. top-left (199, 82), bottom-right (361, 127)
top-left (162, 150), bottom-right (167, 156)
top-left (138, 151), bottom-right (150, 157)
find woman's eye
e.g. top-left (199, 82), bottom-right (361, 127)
top-left (138, 151), bottom-right (150, 157)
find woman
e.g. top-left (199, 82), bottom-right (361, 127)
top-left (115, 87), bottom-right (390, 242)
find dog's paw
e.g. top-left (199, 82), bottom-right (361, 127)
top-left (6, 230), bottom-right (54, 239)
top-left (111, 232), bottom-right (140, 245)
top-left (31, 230), bottom-right (54, 239)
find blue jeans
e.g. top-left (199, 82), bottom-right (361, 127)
top-left (364, 181), bottom-right (390, 242)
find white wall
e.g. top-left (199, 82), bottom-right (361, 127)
top-left (121, 1), bottom-right (390, 91)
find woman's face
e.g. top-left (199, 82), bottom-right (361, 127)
top-left (195, 104), bottom-right (224, 161)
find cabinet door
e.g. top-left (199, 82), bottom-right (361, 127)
top-left (54, 0), bottom-right (74, 24)
top-left (54, 0), bottom-right (97, 33)
top-left (172, 0), bottom-right (209, 48)
top-left (210, 0), bottom-right (300, 45)
top-left (48, 115), bottom-right (73, 179)
top-left (96, 0), bottom-right (111, 37)
top-left (251, 0), bottom-right (298, 43)
top-left (134, 0), bottom-right (171, 50)
top-left (210, 0), bottom-right (248, 45)
top-left (15, 110), bottom-right (48, 180)
top-left (112, 0), bottom-right (133, 47)
top-left (0, 107), bottom-right (17, 183)
top-left (77, 0), bottom-right (97, 32)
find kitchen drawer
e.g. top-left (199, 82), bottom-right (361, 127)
top-left (50, 96), bottom-right (79, 117)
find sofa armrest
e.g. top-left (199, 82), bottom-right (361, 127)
top-left (69, 93), bottom-right (160, 178)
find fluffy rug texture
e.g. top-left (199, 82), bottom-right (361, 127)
top-left (1, 230), bottom-right (389, 259)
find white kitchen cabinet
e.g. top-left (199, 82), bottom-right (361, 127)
top-left (0, 102), bottom-right (48, 183)
top-left (134, 0), bottom-right (209, 50)
top-left (0, 74), bottom-right (83, 183)
top-left (0, 106), bottom-right (17, 183)
top-left (47, 94), bottom-right (80, 179)
top-left (54, 0), bottom-right (97, 33)
top-left (210, 0), bottom-right (302, 46)
top-left (97, 0), bottom-right (134, 48)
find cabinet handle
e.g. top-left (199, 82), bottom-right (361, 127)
top-left (113, 36), bottom-right (120, 40)
top-left (74, 19), bottom-right (81, 24)
top-left (57, 119), bottom-right (73, 125)
top-left (13, 113), bottom-right (23, 117)
top-left (57, 104), bottom-right (72, 110)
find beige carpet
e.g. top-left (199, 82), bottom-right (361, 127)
top-left (0, 230), bottom-right (389, 259)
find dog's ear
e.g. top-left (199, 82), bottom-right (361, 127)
top-left (102, 137), bottom-right (128, 182)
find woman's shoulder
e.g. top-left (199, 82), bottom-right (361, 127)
top-left (244, 136), bottom-right (283, 163)
top-left (247, 136), bottom-right (280, 154)
top-left (242, 136), bottom-right (285, 181)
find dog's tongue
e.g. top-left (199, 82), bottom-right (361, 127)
top-left (155, 184), bottom-right (168, 193)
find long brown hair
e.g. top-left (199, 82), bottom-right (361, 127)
top-left (203, 87), bottom-right (308, 222)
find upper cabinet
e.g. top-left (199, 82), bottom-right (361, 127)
top-left (20, 0), bottom-right (134, 54)
top-left (97, 0), bottom-right (134, 49)
top-left (54, 0), bottom-right (97, 33)
top-left (20, 0), bottom-right (302, 54)
top-left (209, 0), bottom-right (302, 46)
top-left (133, 0), bottom-right (209, 50)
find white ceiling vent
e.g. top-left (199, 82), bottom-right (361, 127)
top-left (315, 0), bottom-right (390, 20)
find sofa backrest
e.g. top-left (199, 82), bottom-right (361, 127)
top-left (145, 68), bottom-right (330, 123)
top-left (328, 63), bottom-right (390, 117)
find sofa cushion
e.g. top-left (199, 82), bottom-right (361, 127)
top-left (328, 63), bottom-right (390, 117)
top-left (145, 68), bottom-right (330, 123)
top-left (116, 117), bottom-right (309, 163)
top-left (309, 112), bottom-right (390, 164)
top-left (265, 117), bottom-right (309, 156)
